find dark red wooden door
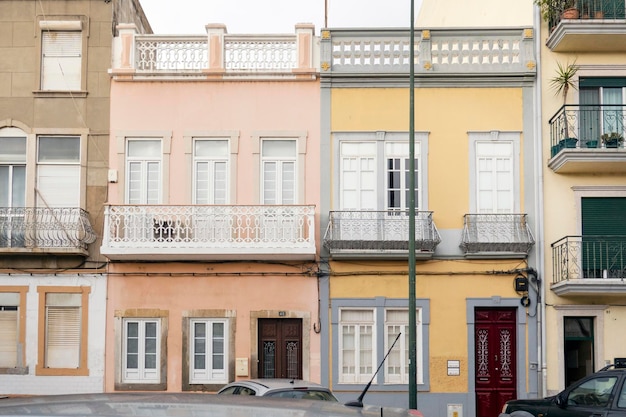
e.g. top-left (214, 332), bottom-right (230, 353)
top-left (258, 318), bottom-right (302, 379)
top-left (475, 308), bottom-right (517, 417)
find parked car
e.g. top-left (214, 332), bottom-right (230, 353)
top-left (217, 378), bottom-right (339, 401)
top-left (500, 363), bottom-right (626, 417)
top-left (0, 392), bottom-right (421, 417)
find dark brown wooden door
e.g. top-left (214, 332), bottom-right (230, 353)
top-left (475, 308), bottom-right (517, 417)
top-left (258, 318), bottom-right (302, 379)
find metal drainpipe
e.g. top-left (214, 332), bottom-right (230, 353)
top-left (533, 2), bottom-right (548, 399)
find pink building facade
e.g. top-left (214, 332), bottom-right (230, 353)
top-left (103, 24), bottom-right (321, 392)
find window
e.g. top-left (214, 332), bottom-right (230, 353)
top-left (123, 319), bottom-right (160, 383)
top-left (36, 286), bottom-right (89, 376)
top-left (37, 136), bottom-right (80, 207)
top-left (567, 375), bottom-right (617, 408)
top-left (337, 135), bottom-right (425, 211)
top-left (340, 142), bottom-right (376, 210)
top-left (474, 140), bottom-right (515, 213)
top-left (189, 319), bottom-right (228, 384)
top-left (0, 133), bottom-right (26, 248)
top-left (40, 24), bottom-right (83, 91)
top-left (338, 309), bottom-right (375, 384)
top-left (126, 139), bottom-right (162, 204)
top-left (384, 309), bottom-right (422, 384)
top-left (385, 142), bottom-right (419, 211)
top-left (579, 78), bottom-right (626, 148)
top-left (262, 140), bottom-right (296, 204)
top-left (0, 136), bottom-right (26, 208)
top-left (0, 294), bottom-right (19, 368)
top-left (194, 140), bottom-right (229, 204)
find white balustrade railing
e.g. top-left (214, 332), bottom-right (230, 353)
top-left (101, 205), bottom-right (315, 254)
top-left (113, 23), bottom-right (315, 76)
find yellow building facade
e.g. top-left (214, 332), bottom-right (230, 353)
top-left (537, 1), bottom-right (626, 397)
top-left (320, 24), bottom-right (540, 417)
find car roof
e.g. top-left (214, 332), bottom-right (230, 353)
top-left (0, 392), bottom-right (416, 417)
top-left (218, 378), bottom-right (333, 395)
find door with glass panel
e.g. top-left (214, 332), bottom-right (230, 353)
top-left (579, 80), bottom-right (625, 148)
top-left (261, 140), bottom-right (297, 242)
top-left (385, 142), bottom-right (418, 243)
top-left (0, 136), bottom-right (26, 247)
top-left (258, 318), bottom-right (302, 379)
top-left (194, 139), bottom-right (229, 242)
top-left (564, 317), bottom-right (594, 388)
top-left (125, 140), bottom-right (162, 241)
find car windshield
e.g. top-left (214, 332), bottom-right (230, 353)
top-left (265, 390), bottom-right (338, 401)
top-left (567, 376), bottom-right (618, 407)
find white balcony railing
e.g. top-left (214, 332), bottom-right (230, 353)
top-left (101, 205), bottom-right (316, 261)
top-left (111, 24), bottom-right (317, 79)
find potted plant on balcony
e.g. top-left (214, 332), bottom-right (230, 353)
top-left (535, 0), bottom-right (580, 22)
top-left (550, 60), bottom-right (579, 153)
top-left (601, 132), bottom-right (624, 148)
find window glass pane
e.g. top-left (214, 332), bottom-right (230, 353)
top-left (195, 140), bottom-right (228, 157)
top-left (128, 140), bottom-right (160, 157)
top-left (38, 137), bottom-right (80, 162)
top-left (0, 137), bottom-right (26, 163)
top-left (11, 166), bottom-right (26, 207)
top-left (262, 140), bottom-right (296, 157)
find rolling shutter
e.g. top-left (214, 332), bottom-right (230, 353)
top-left (0, 308), bottom-right (18, 368)
top-left (41, 31), bottom-right (82, 91)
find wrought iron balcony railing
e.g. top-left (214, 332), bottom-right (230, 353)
top-left (547, 0), bottom-right (626, 31)
top-left (323, 210), bottom-right (441, 258)
top-left (549, 104), bottom-right (625, 156)
top-left (0, 207), bottom-right (96, 254)
top-left (460, 214), bottom-right (535, 256)
top-left (101, 205), bottom-right (316, 260)
top-left (552, 235), bottom-right (626, 282)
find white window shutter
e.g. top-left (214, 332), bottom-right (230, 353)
top-left (0, 310), bottom-right (18, 368)
top-left (37, 165), bottom-right (80, 207)
top-left (42, 32), bottom-right (82, 91)
top-left (46, 306), bottom-right (81, 368)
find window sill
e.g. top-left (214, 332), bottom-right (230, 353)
top-left (0, 367), bottom-right (28, 375)
top-left (115, 382), bottom-right (167, 391)
top-left (35, 365), bottom-right (89, 376)
top-left (33, 90), bottom-right (88, 98)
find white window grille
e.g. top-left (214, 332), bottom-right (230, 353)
top-left (476, 141), bottom-right (514, 213)
top-left (123, 319), bottom-right (160, 383)
top-left (262, 140), bottom-right (296, 205)
top-left (339, 309), bottom-right (375, 384)
top-left (189, 319), bottom-right (228, 384)
top-left (126, 139), bottom-right (162, 204)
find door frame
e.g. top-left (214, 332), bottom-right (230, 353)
top-left (467, 299), bottom-right (528, 416)
top-left (554, 305), bottom-right (606, 392)
top-left (250, 310), bottom-right (311, 380)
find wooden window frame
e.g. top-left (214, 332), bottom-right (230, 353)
top-left (36, 286), bottom-right (90, 376)
top-left (0, 286), bottom-right (28, 374)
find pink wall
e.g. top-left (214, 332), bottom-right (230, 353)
top-left (105, 76), bottom-right (322, 391)
top-left (108, 81), bottom-right (321, 206)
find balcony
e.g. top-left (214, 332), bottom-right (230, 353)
top-left (547, 104), bottom-right (626, 173)
top-left (100, 205), bottom-right (316, 261)
top-left (323, 211), bottom-right (441, 259)
top-left (546, 0), bottom-right (626, 51)
top-left (111, 24), bottom-right (317, 81)
top-left (460, 214), bottom-right (535, 258)
top-left (551, 235), bottom-right (626, 295)
top-left (0, 208), bottom-right (96, 256)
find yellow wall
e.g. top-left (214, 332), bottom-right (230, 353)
top-left (331, 87), bottom-right (525, 229)
top-left (330, 259), bottom-right (529, 392)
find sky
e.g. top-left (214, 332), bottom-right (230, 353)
top-left (139, 0), bottom-right (422, 35)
